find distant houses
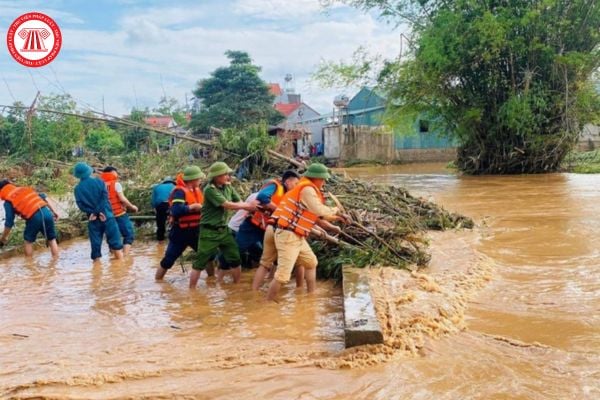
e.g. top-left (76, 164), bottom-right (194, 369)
top-left (143, 115), bottom-right (190, 148)
top-left (144, 116), bottom-right (177, 130)
top-left (268, 78), bottom-right (321, 157)
top-left (296, 87), bottom-right (456, 164)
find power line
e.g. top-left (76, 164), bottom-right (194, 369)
top-left (35, 69), bottom-right (103, 115)
top-left (0, 103), bottom-right (214, 147)
top-left (49, 64), bottom-right (67, 93)
top-left (27, 69), bottom-right (40, 92)
top-left (2, 75), bottom-right (17, 103)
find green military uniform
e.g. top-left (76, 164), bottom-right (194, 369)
top-left (194, 182), bottom-right (242, 270)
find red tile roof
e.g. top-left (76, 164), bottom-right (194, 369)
top-left (269, 83), bottom-right (282, 96)
top-left (274, 102), bottom-right (300, 117)
top-left (144, 116), bottom-right (175, 128)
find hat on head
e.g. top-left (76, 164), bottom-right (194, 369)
top-left (207, 161), bottom-right (233, 181)
top-left (73, 162), bottom-right (93, 179)
top-left (163, 176), bottom-right (174, 183)
top-left (182, 166), bottom-right (205, 181)
top-left (303, 163), bottom-right (330, 180)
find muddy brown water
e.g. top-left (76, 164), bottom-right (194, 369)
top-left (1, 164), bottom-right (599, 399)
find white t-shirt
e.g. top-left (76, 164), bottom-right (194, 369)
top-left (114, 182), bottom-right (123, 193)
top-left (227, 193), bottom-right (258, 232)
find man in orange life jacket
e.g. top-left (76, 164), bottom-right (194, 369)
top-left (248, 170), bottom-right (301, 290)
top-left (237, 171), bottom-right (300, 269)
top-left (155, 166), bottom-right (204, 281)
top-left (0, 179), bottom-right (60, 257)
top-left (267, 163), bottom-right (348, 301)
top-left (100, 167), bottom-right (138, 256)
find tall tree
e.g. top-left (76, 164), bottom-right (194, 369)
top-left (190, 50), bottom-right (283, 132)
top-left (318, 0), bottom-right (600, 174)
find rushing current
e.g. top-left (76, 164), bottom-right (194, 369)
top-left (1, 164), bottom-right (599, 399)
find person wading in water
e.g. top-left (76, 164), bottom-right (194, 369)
top-left (99, 166), bottom-right (138, 256)
top-left (152, 176), bottom-right (176, 242)
top-left (155, 166), bottom-right (205, 281)
top-left (72, 162), bottom-right (124, 261)
top-left (0, 179), bottom-right (60, 257)
top-left (190, 162), bottom-right (258, 287)
top-left (267, 163), bottom-right (348, 301)
top-left (249, 170), bottom-right (302, 290)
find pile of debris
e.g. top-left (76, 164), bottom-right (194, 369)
top-left (309, 174), bottom-right (472, 279)
top-left (123, 152), bottom-right (472, 279)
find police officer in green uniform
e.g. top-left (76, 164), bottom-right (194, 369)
top-left (189, 162), bottom-right (258, 288)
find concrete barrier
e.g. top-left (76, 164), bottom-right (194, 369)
top-left (342, 267), bottom-right (384, 348)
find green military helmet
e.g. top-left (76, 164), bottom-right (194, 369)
top-left (72, 162), bottom-right (93, 179)
top-left (207, 161), bottom-right (233, 180)
top-left (303, 163), bottom-right (331, 179)
top-left (182, 165), bottom-right (205, 181)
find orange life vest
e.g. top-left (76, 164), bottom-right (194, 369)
top-left (0, 183), bottom-right (47, 220)
top-left (249, 179), bottom-right (285, 230)
top-left (168, 174), bottom-right (204, 229)
top-left (272, 177), bottom-right (325, 237)
top-left (99, 171), bottom-right (126, 217)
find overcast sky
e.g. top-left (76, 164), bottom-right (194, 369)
top-left (0, 0), bottom-right (404, 116)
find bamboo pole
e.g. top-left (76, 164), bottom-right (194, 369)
top-left (266, 149), bottom-right (307, 170)
top-left (0, 104), bottom-right (214, 147)
top-left (329, 192), bottom-right (410, 263)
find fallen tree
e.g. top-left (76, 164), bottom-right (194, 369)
top-left (0, 105), bottom-right (472, 277)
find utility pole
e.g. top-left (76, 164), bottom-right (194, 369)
top-left (26, 91), bottom-right (40, 158)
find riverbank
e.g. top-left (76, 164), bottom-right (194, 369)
top-left (563, 150), bottom-right (600, 173)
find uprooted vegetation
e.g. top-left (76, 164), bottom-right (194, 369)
top-left (123, 147), bottom-right (473, 280)
top-left (1, 122), bottom-right (472, 278)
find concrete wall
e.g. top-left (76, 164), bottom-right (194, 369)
top-left (324, 124), bottom-right (457, 163)
top-left (577, 124), bottom-right (600, 151)
top-left (324, 125), bottom-right (342, 159)
top-left (324, 125), bottom-right (394, 162)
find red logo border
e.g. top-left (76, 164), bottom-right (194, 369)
top-left (6, 12), bottom-right (62, 68)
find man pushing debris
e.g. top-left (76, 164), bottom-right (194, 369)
top-left (267, 163), bottom-right (348, 301)
top-left (190, 162), bottom-right (258, 287)
top-left (156, 166), bottom-right (204, 280)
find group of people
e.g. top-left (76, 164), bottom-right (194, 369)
top-left (0, 160), bottom-right (348, 300)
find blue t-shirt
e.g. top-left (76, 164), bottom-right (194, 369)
top-left (152, 182), bottom-right (175, 208)
top-left (256, 182), bottom-right (277, 205)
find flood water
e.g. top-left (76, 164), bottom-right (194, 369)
top-left (1, 164), bottom-right (599, 399)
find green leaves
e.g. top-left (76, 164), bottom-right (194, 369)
top-left (218, 123), bottom-right (276, 157)
top-left (85, 124), bottom-right (125, 157)
top-left (190, 51), bottom-right (282, 132)
top-left (326, 0), bottom-right (600, 173)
